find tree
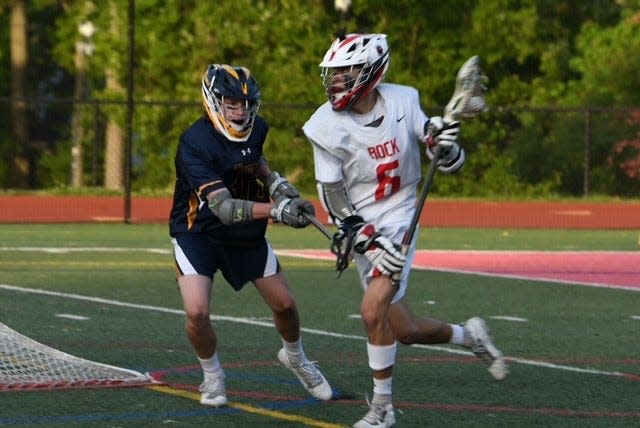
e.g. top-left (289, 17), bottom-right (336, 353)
top-left (569, 9), bottom-right (640, 195)
top-left (9, 0), bottom-right (29, 187)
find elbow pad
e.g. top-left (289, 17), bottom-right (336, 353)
top-left (208, 190), bottom-right (254, 225)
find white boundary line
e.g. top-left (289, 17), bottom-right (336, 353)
top-left (0, 283), bottom-right (630, 380)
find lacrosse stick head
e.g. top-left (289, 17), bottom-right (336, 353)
top-left (443, 55), bottom-right (487, 122)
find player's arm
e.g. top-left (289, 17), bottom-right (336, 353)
top-left (317, 180), bottom-right (356, 222)
top-left (206, 188), bottom-right (314, 228)
top-left (256, 156), bottom-right (301, 200)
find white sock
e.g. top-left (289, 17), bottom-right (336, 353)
top-left (448, 324), bottom-right (466, 346)
top-left (282, 338), bottom-right (304, 363)
top-left (372, 377), bottom-right (393, 397)
top-left (198, 352), bottom-right (223, 378)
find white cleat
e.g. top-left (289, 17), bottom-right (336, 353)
top-left (353, 402), bottom-right (396, 428)
top-left (198, 374), bottom-right (228, 407)
top-left (277, 348), bottom-right (333, 400)
top-left (464, 316), bottom-right (509, 380)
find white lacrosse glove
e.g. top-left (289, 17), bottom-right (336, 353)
top-left (425, 116), bottom-right (460, 147)
top-left (353, 223), bottom-right (406, 277)
top-left (266, 171), bottom-right (300, 200)
top-left (423, 117), bottom-right (465, 174)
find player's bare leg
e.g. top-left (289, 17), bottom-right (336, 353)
top-left (354, 277), bottom-right (397, 427)
top-left (254, 273), bottom-right (332, 400)
top-left (178, 274), bottom-right (228, 406)
top-left (388, 297), bottom-right (508, 380)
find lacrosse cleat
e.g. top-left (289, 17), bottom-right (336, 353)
top-left (353, 401), bottom-right (396, 428)
top-left (464, 316), bottom-right (508, 380)
top-left (198, 373), bottom-right (228, 407)
top-left (277, 348), bottom-right (333, 400)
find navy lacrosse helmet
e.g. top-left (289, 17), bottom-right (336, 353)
top-left (201, 64), bottom-right (262, 142)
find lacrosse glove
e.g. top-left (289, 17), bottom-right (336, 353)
top-left (331, 215), bottom-right (406, 277)
top-left (423, 116), bottom-right (465, 174)
top-left (270, 196), bottom-right (314, 228)
top-left (266, 171), bottom-right (300, 200)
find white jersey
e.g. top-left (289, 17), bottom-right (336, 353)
top-left (303, 83), bottom-right (428, 241)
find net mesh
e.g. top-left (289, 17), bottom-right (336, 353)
top-left (0, 322), bottom-right (156, 391)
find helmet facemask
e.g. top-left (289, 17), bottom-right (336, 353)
top-left (321, 54), bottom-right (388, 111)
top-left (202, 64), bottom-right (261, 142)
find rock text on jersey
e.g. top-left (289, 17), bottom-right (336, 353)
top-left (368, 138), bottom-right (399, 160)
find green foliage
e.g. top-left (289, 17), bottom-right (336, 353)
top-left (1, 0), bottom-right (638, 197)
top-left (37, 138), bottom-right (72, 187)
top-left (572, 13), bottom-right (640, 106)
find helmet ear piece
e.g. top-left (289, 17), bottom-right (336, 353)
top-left (201, 64), bottom-right (261, 142)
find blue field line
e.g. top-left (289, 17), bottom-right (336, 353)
top-left (0, 398), bottom-right (325, 426)
top-left (0, 408), bottom-right (241, 426)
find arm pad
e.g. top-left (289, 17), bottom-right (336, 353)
top-left (318, 180), bottom-right (356, 222)
top-left (208, 189), bottom-right (255, 225)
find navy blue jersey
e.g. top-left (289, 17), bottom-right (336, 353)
top-left (169, 115), bottom-right (270, 242)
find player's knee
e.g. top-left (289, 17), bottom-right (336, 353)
top-left (270, 294), bottom-right (296, 314)
top-left (360, 307), bottom-right (383, 331)
top-left (186, 311), bottom-right (210, 332)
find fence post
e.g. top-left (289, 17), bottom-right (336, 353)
top-left (124, 0), bottom-right (135, 223)
top-left (583, 108), bottom-right (591, 196)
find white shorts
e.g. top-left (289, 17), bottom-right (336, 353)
top-left (354, 226), bottom-right (418, 304)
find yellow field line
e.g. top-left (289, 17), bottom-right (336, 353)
top-left (148, 385), bottom-right (346, 428)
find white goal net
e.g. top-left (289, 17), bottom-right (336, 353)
top-left (0, 322), bottom-right (156, 391)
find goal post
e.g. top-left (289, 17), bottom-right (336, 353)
top-left (0, 322), bottom-right (158, 391)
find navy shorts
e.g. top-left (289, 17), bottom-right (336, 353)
top-left (172, 233), bottom-right (281, 291)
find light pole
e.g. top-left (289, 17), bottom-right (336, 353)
top-left (70, 21), bottom-right (95, 188)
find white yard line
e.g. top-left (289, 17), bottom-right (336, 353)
top-left (0, 283), bottom-right (631, 381)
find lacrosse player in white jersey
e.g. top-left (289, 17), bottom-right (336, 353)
top-left (303, 32), bottom-right (508, 428)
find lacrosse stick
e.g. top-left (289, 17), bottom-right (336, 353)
top-left (392, 55), bottom-right (487, 286)
top-left (304, 212), bottom-right (333, 240)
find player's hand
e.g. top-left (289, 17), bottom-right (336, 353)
top-left (266, 171), bottom-right (300, 200)
top-left (424, 116), bottom-right (460, 147)
top-left (353, 223), bottom-right (406, 277)
top-left (270, 196), bottom-right (314, 228)
top-left (424, 117), bottom-right (465, 174)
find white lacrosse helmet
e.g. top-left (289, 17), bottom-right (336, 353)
top-left (201, 64), bottom-right (261, 142)
top-left (319, 33), bottom-right (390, 111)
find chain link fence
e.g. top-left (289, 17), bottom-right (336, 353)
top-left (1, 97), bottom-right (639, 201)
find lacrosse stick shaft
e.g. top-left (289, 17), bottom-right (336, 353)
top-left (404, 144), bottom-right (442, 248)
top-left (304, 213), bottom-right (333, 240)
top-left (391, 144), bottom-right (443, 286)
top-left (390, 55), bottom-right (486, 286)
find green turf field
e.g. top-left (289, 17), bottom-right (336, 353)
top-left (0, 224), bottom-right (638, 427)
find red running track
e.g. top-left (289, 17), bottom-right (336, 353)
top-left (277, 250), bottom-right (640, 292)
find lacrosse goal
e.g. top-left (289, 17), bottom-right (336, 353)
top-left (0, 322), bottom-right (156, 391)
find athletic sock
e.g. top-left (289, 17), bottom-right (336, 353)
top-left (198, 352), bottom-right (223, 378)
top-left (372, 377), bottom-right (393, 397)
top-left (282, 338), bottom-right (304, 364)
top-left (449, 324), bottom-right (466, 346)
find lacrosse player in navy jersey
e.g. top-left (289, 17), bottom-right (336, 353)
top-left (169, 64), bottom-right (332, 407)
top-left (303, 33), bottom-right (507, 427)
